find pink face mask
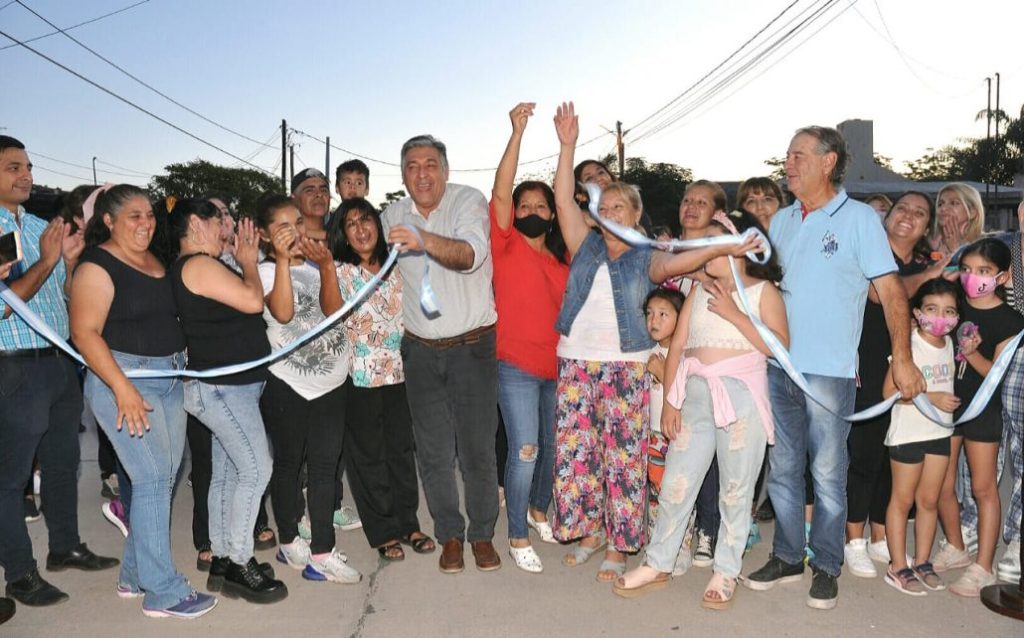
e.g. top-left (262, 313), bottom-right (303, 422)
top-left (916, 313), bottom-right (958, 337)
top-left (959, 272), bottom-right (1003, 299)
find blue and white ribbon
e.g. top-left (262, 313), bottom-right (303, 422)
top-left (583, 183), bottom-right (1022, 427)
top-left (400, 224), bottom-right (441, 317)
top-left (0, 247), bottom-right (400, 379)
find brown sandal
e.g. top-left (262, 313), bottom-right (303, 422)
top-left (377, 541), bottom-right (405, 562)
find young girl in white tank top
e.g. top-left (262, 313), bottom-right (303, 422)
top-left (614, 210), bottom-right (789, 610)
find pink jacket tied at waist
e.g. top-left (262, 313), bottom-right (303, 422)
top-left (665, 351), bottom-right (775, 444)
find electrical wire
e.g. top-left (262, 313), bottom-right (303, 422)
top-left (30, 152), bottom-right (153, 179)
top-left (0, 0), bottom-right (151, 51)
top-left (629, 0), bottom-right (844, 145)
top-left (13, 0), bottom-right (277, 150)
top-left (0, 27), bottom-right (277, 175)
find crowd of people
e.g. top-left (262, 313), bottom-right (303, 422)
top-left (0, 99), bottom-right (1021, 623)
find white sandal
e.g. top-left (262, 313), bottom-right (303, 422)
top-left (527, 514), bottom-right (557, 544)
top-left (508, 543), bottom-right (544, 573)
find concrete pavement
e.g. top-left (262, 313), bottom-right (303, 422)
top-left (2, 429), bottom-right (1019, 637)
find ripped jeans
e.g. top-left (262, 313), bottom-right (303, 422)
top-left (644, 375), bottom-right (767, 578)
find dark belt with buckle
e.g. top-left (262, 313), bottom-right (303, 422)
top-left (405, 324), bottom-right (495, 350)
top-left (0, 346), bottom-right (59, 359)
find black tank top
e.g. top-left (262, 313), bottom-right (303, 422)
top-left (77, 246), bottom-right (185, 357)
top-left (170, 253), bottom-right (270, 385)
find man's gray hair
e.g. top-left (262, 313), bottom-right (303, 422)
top-left (795, 125), bottom-right (849, 187)
top-left (400, 135), bottom-right (448, 171)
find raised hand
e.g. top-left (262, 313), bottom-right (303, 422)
top-left (234, 217), bottom-right (260, 265)
top-left (62, 222), bottom-right (85, 263)
top-left (300, 236), bottom-right (333, 267)
top-left (270, 224), bottom-right (297, 260)
top-left (39, 218), bottom-right (64, 267)
top-left (554, 101), bottom-right (579, 146)
top-left (509, 102), bottom-right (536, 135)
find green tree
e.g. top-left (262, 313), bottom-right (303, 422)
top-left (381, 189), bottom-right (406, 209)
top-left (619, 157), bottom-right (693, 233)
top-left (149, 160), bottom-right (282, 216)
top-left (904, 103), bottom-right (1024, 184)
top-left (764, 156), bottom-right (786, 181)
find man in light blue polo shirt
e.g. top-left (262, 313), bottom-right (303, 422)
top-left (742, 126), bottom-right (925, 609)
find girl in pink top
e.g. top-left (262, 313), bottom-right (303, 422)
top-left (613, 210), bottom-right (788, 611)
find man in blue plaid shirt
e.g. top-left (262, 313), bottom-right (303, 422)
top-left (0, 136), bottom-right (117, 611)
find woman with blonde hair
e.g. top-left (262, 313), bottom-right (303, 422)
top-left (930, 183), bottom-right (985, 255)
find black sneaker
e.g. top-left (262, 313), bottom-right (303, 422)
top-left (5, 569), bottom-right (68, 607)
top-left (742, 555), bottom-right (804, 591)
top-left (206, 556), bottom-right (276, 592)
top-left (0, 596), bottom-right (14, 625)
top-left (754, 498), bottom-right (775, 522)
top-left (807, 566), bottom-right (838, 610)
top-left (221, 558), bottom-right (287, 604)
top-left (24, 496), bottom-right (41, 523)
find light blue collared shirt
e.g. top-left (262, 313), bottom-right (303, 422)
top-left (770, 188), bottom-right (896, 378)
top-left (0, 206), bottom-right (69, 349)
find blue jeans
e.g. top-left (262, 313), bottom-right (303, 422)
top-left (185, 380), bottom-right (271, 565)
top-left (645, 376), bottom-right (767, 578)
top-left (766, 367), bottom-right (854, 576)
top-left (497, 361), bottom-right (556, 540)
top-left (85, 351), bottom-right (192, 610)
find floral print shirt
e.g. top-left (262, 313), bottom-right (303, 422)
top-left (338, 262), bottom-right (404, 387)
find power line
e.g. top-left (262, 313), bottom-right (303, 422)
top-left (290, 128), bottom-right (611, 173)
top-left (633, 0), bottom-right (860, 146)
top-left (30, 152), bottom-right (153, 179)
top-left (627, 0), bottom-right (802, 135)
top-left (0, 0), bottom-right (150, 51)
top-left (13, 0), bottom-right (277, 150)
top-left (0, 27), bottom-right (276, 175)
top-left (95, 158), bottom-right (155, 178)
top-left (629, 0), bottom-right (836, 143)
top-left (629, 0), bottom-right (845, 145)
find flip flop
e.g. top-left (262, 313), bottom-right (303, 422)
top-left (400, 532), bottom-right (436, 554)
top-left (562, 535), bottom-right (607, 567)
top-left (612, 566), bottom-right (670, 598)
top-left (702, 572), bottom-right (737, 610)
top-left (377, 541), bottom-right (405, 562)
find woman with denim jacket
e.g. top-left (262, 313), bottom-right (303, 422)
top-left (550, 103), bottom-right (762, 582)
top-left (70, 185), bottom-right (216, 619)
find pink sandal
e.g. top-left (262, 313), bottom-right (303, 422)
top-left (702, 572), bottom-right (737, 610)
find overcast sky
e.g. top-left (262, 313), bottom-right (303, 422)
top-left (4, 0), bottom-right (1023, 208)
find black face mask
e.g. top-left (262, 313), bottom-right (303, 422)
top-left (513, 214), bottom-right (552, 238)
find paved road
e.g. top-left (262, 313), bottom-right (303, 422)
top-left (3, 431), bottom-right (1019, 637)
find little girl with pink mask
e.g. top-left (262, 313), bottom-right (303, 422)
top-left (880, 278), bottom-right (961, 596)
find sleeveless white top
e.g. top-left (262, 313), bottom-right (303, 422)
top-left (685, 280), bottom-right (766, 351)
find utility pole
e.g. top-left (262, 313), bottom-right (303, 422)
top-left (289, 144), bottom-right (295, 183)
top-left (995, 72), bottom-right (1001, 203)
top-left (325, 136), bottom-right (331, 181)
top-left (616, 121), bottom-right (625, 177)
top-left (281, 119), bottom-right (288, 192)
top-left (985, 78), bottom-right (991, 207)
top-left (91, 156), bottom-right (97, 186)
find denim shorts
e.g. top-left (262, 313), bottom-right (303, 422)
top-left (888, 437), bottom-right (951, 464)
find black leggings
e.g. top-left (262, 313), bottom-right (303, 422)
top-left (846, 413), bottom-right (891, 524)
top-left (261, 375), bottom-right (346, 554)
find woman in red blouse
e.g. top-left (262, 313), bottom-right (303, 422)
top-left (490, 102), bottom-right (570, 573)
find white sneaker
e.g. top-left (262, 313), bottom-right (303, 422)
top-left (844, 539), bottom-right (877, 578)
top-left (526, 513), bottom-right (557, 544)
top-left (997, 540), bottom-right (1021, 583)
top-left (508, 543), bottom-right (543, 573)
top-left (303, 548), bottom-right (362, 584)
top-left (693, 530), bottom-right (714, 568)
top-left (866, 538), bottom-right (891, 563)
top-left (275, 536), bottom-right (311, 569)
top-left (932, 540), bottom-right (972, 573)
top-left (949, 563), bottom-right (995, 597)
